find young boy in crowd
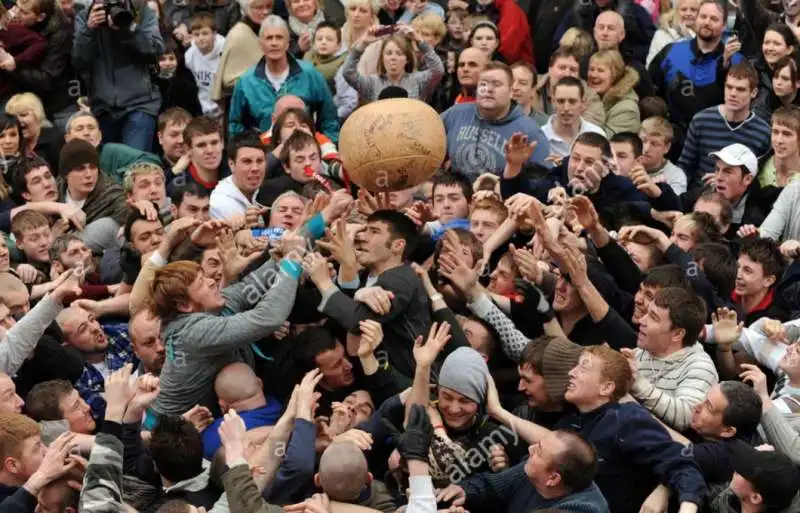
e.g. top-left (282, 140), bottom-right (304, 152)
top-left (304, 22), bottom-right (346, 93)
top-left (11, 211), bottom-right (53, 285)
top-left (639, 117), bottom-right (688, 195)
top-left (184, 13), bottom-right (226, 118)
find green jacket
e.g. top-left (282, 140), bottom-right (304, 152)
top-left (99, 143), bottom-right (162, 184)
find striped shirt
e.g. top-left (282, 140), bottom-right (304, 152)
top-left (677, 106), bottom-right (771, 185)
top-left (631, 342), bottom-right (719, 431)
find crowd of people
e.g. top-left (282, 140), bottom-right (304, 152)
top-left (2, 0), bottom-right (800, 512)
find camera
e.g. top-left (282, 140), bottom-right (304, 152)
top-left (104, 0), bottom-right (134, 29)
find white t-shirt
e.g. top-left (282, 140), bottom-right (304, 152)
top-left (65, 191), bottom-right (87, 210)
top-left (266, 67), bottom-right (290, 92)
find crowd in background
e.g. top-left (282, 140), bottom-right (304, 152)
top-left (2, 0), bottom-right (800, 512)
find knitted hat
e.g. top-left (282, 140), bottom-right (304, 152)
top-left (731, 442), bottom-right (800, 509)
top-left (539, 336), bottom-right (584, 403)
top-left (438, 347), bottom-right (489, 404)
top-left (59, 138), bottom-right (99, 176)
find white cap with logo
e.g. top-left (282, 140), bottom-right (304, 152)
top-left (709, 143), bottom-right (759, 176)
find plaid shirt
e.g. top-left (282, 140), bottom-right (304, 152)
top-left (75, 323), bottom-right (139, 420)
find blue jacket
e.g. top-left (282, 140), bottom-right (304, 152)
top-left (441, 102), bottom-right (551, 181)
top-left (461, 462), bottom-right (610, 513)
top-left (229, 55), bottom-right (340, 143)
top-left (555, 402), bottom-right (707, 513)
top-left (649, 38), bottom-right (745, 130)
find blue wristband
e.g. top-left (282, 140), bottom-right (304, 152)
top-left (280, 259), bottom-right (303, 280)
top-left (308, 213), bottom-right (326, 239)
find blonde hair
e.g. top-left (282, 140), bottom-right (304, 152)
top-left (640, 116), bottom-right (674, 143)
top-left (341, 0), bottom-right (378, 46)
top-left (122, 162), bottom-right (166, 194)
top-left (659, 0), bottom-right (699, 36)
top-left (560, 27), bottom-right (594, 62)
top-left (5, 93), bottom-right (52, 129)
top-left (589, 49), bottom-right (626, 84)
top-left (412, 12), bottom-right (447, 42)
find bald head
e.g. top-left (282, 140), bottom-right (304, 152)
top-left (0, 273), bottom-right (29, 301)
top-left (214, 363), bottom-right (262, 407)
top-left (272, 95), bottom-right (306, 123)
top-left (458, 47), bottom-right (489, 88)
top-left (594, 11), bottom-right (625, 50)
top-left (318, 442), bottom-right (369, 501)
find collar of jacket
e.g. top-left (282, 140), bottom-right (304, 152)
top-left (690, 38), bottom-right (724, 60)
top-left (254, 53), bottom-right (303, 81)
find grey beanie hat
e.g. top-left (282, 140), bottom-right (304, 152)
top-left (438, 347), bottom-right (490, 404)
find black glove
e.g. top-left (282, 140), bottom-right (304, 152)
top-left (392, 404), bottom-right (433, 463)
top-left (516, 280), bottom-right (555, 321)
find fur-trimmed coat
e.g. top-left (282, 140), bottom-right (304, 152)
top-left (599, 65), bottom-right (641, 137)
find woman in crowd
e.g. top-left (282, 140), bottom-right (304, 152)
top-left (646, 0), bottom-right (699, 66)
top-left (341, 0), bottom-right (379, 49)
top-left (343, 24), bottom-right (444, 103)
top-left (4, 93), bottom-right (62, 171)
top-left (287, 0), bottom-right (334, 56)
top-left (754, 24), bottom-right (799, 121)
top-left (0, 113), bottom-right (23, 178)
top-left (467, 20), bottom-right (502, 62)
top-left (211, 0), bottom-right (274, 106)
top-left (588, 50), bottom-right (641, 137)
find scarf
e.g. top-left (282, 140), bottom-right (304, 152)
top-left (288, 8), bottom-right (325, 37)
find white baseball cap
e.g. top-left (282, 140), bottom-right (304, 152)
top-left (709, 143), bottom-right (758, 176)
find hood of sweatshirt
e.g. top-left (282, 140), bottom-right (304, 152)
top-left (164, 460), bottom-right (211, 494)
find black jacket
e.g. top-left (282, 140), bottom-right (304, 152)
top-left (0, 484), bottom-right (36, 513)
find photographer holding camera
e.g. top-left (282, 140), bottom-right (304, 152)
top-left (72, 0), bottom-right (164, 153)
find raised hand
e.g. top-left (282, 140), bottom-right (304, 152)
top-left (358, 320), bottom-right (384, 358)
top-left (302, 252), bottom-right (333, 288)
top-left (219, 409), bottom-right (248, 463)
top-left (711, 307), bottom-right (743, 349)
top-left (191, 219), bottom-right (229, 247)
top-left (103, 363), bottom-right (136, 416)
top-left (411, 262), bottom-right (437, 296)
top-left (503, 132), bottom-right (537, 167)
top-left (739, 363), bottom-right (769, 401)
top-left (413, 322), bottom-right (451, 368)
top-left (629, 164), bottom-right (661, 198)
top-left (296, 369), bottom-right (324, 420)
top-left (568, 195), bottom-right (600, 232)
top-left (316, 218), bottom-right (358, 269)
top-left (183, 405), bottom-right (214, 433)
top-left (737, 224), bottom-right (759, 239)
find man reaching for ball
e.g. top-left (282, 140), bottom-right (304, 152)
top-left (303, 210), bottom-right (432, 385)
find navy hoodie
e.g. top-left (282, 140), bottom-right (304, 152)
top-left (441, 102), bottom-right (551, 181)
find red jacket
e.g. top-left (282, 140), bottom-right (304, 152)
top-left (0, 22), bottom-right (47, 65)
top-left (494, 0), bottom-right (534, 66)
top-left (0, 22), bottom-right (47, 99)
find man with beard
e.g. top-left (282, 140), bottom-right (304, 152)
top-left (55, 303), bottom-right (138, 420)
top-left (650, 0), bottom-right (746, 132)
